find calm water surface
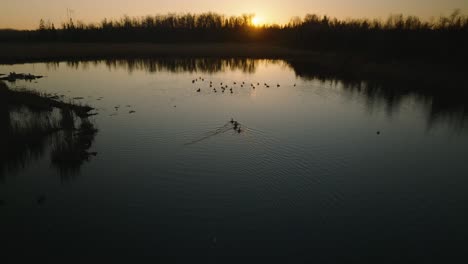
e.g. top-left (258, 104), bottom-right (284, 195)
top-left (1, 59), bottom-right (468, 261)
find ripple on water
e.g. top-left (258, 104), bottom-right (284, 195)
top-left (153, 120), bottom-right (349, 212)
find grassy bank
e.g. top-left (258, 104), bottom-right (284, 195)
top-left (0, 81), bottom-right (98, 178)
top-left (0, 43), bottom-right (313, 64)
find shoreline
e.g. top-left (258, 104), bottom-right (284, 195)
top-left (0, 43), bottom-right (316, 64)
top-left (0, 43), bottom-right (465, 86)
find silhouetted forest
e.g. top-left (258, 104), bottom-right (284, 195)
top-left (1, 11), bottom-right (467, 60)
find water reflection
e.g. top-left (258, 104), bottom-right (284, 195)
top-left (46, 58), bottom-right (468, 131)
top-left (3, 57), bottom-right (467, 179)
top-left (286, 59), bottom-right (468, 131)
top-left (2, 58), bottom-right (468, 260)
top-left (0, 81), bottom-right (98, 180)
top-left (45, 58), bottom-right (285, 74)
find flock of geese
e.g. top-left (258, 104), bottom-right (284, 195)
top-left (192, 77), bottom-right (296, 94)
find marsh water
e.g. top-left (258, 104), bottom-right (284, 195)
top-left (1, 59), bottom-right (468, 261)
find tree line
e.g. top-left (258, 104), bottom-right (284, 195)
top-left (0, 11), bottom-right (467, 60)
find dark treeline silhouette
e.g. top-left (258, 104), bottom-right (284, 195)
top-left (1, 11), bottom-right (467, 61)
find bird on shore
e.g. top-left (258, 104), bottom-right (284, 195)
top-left (277, 84), bottom-right (280, 87)
top-left (196, 88), bottom-right (201, 92)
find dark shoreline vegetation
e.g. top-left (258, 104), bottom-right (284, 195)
top-left (0, 11), bottom-right (467, 61)
top-left (0, 80), bottom-right (98, 179)
top-left (1, 11), bottom-right (466, 93)
top-left (1, 11), bottom-right (467, 177)
top-left (0, 43), bottom-right (466, 87)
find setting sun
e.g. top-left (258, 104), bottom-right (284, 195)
top-left (252, 16), bottom-right (262, 26)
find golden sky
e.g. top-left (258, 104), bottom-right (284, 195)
top-left (1, 0), bottom-right (467, 29)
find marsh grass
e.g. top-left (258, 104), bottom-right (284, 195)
top-left (0, 72), bottom-right (43, 82)
top-left (0, 81), bottom-right (98, 179)
top-left (51, 118), bottom-right (98, 176)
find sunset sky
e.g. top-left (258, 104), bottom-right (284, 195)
top-left (1, 0), bottom-right (467, 29)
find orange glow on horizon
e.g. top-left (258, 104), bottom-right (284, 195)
top-left (252, 16), bottom-right (263, 27)
top-left (0, 0), bottom-right (466, 30)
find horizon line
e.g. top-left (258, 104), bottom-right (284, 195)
top-left (1, 9), bottom-right (466, 31)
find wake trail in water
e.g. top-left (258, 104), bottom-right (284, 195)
top-left (183, 122), bottom-right (235, 146)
